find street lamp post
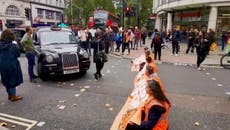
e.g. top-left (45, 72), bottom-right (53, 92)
top-left (122, 0), bottom-right (125, 30)
top-left (71, 0), bottom-right (73, 25)
top-left (136, 0), bottom-right (140, 27)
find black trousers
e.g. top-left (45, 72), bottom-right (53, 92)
top-left (141, 37), bottom-right (146, 45)
top-left (122, 42), bottom-right (130, 54)
top-left (186, 38), bottom-right (195, 53)
top-left (196, 48), bottom-right (207, 67)
top-left (154, 46), bottom-right (161, 60)
top-left (95, 61), bottom-right (104, 76)
top-left (172, 40), bottom-right (179, 54)
top-left (105, 42), bottom-right (110, 54)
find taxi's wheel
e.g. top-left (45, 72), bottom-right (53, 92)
top-left (37, 62), bottom-right (48, 81)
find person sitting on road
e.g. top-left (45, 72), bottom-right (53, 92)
top-left (126, 79), bottom-right (170, 130)
top-left (146, 56), bottom-right (158, 74)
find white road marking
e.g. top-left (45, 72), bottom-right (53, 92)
top-left (0, 113), bottom-right (37, 130)
top-left (36, 121), bottom-right (46, 127)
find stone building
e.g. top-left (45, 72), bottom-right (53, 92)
top-left (0, 0), bottom-right (69, 30)
top-left (153, 0), bottom-right (230, 37)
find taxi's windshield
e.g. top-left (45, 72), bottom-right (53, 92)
top-left (40, 31), bottom-right (77, 45)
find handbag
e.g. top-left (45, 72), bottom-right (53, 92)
top-left (95, 40), bottom-right (108, 63)
top-left (210, 42), bottom-right (217, 51)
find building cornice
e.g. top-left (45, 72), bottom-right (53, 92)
top-left (155, 0), bottom-right (230, 13)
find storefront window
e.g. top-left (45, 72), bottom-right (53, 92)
top-left (56, 12), bottom-right (62, 20)
top-left (173, 8), bottom-right (209, 31)
top-left (37, 9), bottom-right (44, 19)
top-left (45, 10), bottom-right (54, 19)
top-left (217, 7), bottom-right (230, 38)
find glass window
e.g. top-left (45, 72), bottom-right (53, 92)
top-left (45, 10), bottom-right (54, 19)
top-left (37, 9), bottom-right (44, 19)
top-left (56, 12), bottom-right (62, 20)
top-left (5, 5), bottom-right (20, 16)
top-left (40, 31), bottom-right (77, 45)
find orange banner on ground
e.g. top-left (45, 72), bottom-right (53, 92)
top-left (111, 54), bottom-right (164, 130)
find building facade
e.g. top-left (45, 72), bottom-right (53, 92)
top-left (153, 0), bottom-right (230, 37)
top-left (0, 0), bottom-right (68, 31)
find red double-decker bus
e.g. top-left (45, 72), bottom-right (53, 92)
top-left (87, 10), bottom-right (119, 30)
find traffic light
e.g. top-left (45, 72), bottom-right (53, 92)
top-left (24, 8), bottom-right (30, 20)
top-left (125, 7), bottom-right (131, 17)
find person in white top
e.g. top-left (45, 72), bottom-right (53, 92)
top-left (78, 28), bottom-right (88, 50)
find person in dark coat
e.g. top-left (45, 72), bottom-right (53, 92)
top-left (171, 28), bottom-right (181, 56)
top-left (151, 33), bottom-right (164, 62)
top-left (91, 30), bottom-right (106, 80)
top-left (0, 29), bottom-right (23, 101)
top-left (195, 31), bottom-right (209, 71)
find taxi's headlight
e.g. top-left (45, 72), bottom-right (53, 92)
top-left (79, 49), bottom-right (89, 59)
top-left (83, 52), bottom-right (89, 59)
top-left (46, 55), bottom-right (53, 63)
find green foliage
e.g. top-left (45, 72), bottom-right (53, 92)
top-left (118, 0), bottom-right (153, 28)
top-left (65, 0), bottom-right (116, 27)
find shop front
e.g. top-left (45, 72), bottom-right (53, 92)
top-left (172, 8), bottom-right (210, 31)
top-left (5, 19), bottom-right (23, 28)
top-left (216, 6), bottom-right (230, 38)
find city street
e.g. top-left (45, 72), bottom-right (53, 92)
top-left (0, 54), bottom-right (230, 130)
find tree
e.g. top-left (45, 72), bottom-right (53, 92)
top-left (65, 0), bottom-right (116, 27)
top-left (117, 0), bottom-right (153, 28)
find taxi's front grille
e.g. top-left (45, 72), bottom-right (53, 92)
top-left (62, 53), bottom-right (79, 69)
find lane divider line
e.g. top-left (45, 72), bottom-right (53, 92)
top-left (0, 113), bottom-right (37, 130)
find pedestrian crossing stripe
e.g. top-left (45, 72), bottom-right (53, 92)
top-left (0, 113), bottom-right (37, 130)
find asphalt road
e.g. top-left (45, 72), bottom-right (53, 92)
top-left (0, 55), bottom-right (230, 130)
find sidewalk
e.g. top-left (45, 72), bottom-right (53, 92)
top-left (111, 38), bottom-right (225, 68)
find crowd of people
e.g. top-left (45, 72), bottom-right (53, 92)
top-left (151, 27), bottom-right (230, 70)
top-left (77, 26), bottom-right (148, 56)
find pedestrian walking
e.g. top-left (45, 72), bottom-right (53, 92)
top-left (86, 29), bottom-right (93, 55)
top-left (134, 26), bottom-right (141, 50)
top-left (21, 26), bottom-right (38, 83)
top-left (92, 31), bottom-right (106, 80)
top-left (126, 79), bottom-right (170, 130)
top-left (0, 29), bottom-right (23, 101)
top-left (151, 33), bottom-right (164, 62)
top-left (185, 28), bottom-right (196, 53)
top-left (122, 30), bottom-right (131, 55)
top-left (195, 31), bottom-right (209, 71)
top-left (78, 28), bottom-right (88, 50)
top-left (221, 31), bottom-right (227, 51)
top-left (141, 28), bottom-right (147, 46)
top-left (171, 28), bottom-right (181, 56)
top-left (115, 31), bottom-right (123, 52)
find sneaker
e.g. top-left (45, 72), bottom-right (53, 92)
top-left (175, 54), bottom-right (178, 56)
top-left (99, 74), bottom-right (102, 78)
top-left (197, 67), bottom-right (202, 71)
top-left (171, 53), bottom-right (174, 56)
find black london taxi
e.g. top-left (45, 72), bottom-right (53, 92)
top-left (33, 26), bottom-right (90, 80)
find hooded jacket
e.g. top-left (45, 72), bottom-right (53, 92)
top-left (0, 40), bottom-right (23, 88)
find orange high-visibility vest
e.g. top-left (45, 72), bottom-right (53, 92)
top-left (148, 62), bottom-right (158, 73)
top-left (143, 98), bottom-right (170, 130)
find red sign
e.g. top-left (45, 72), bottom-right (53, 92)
top-left (177, 12), bottom-right (201, 18)
top-left (149, 13), bottom-right (156, 20)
